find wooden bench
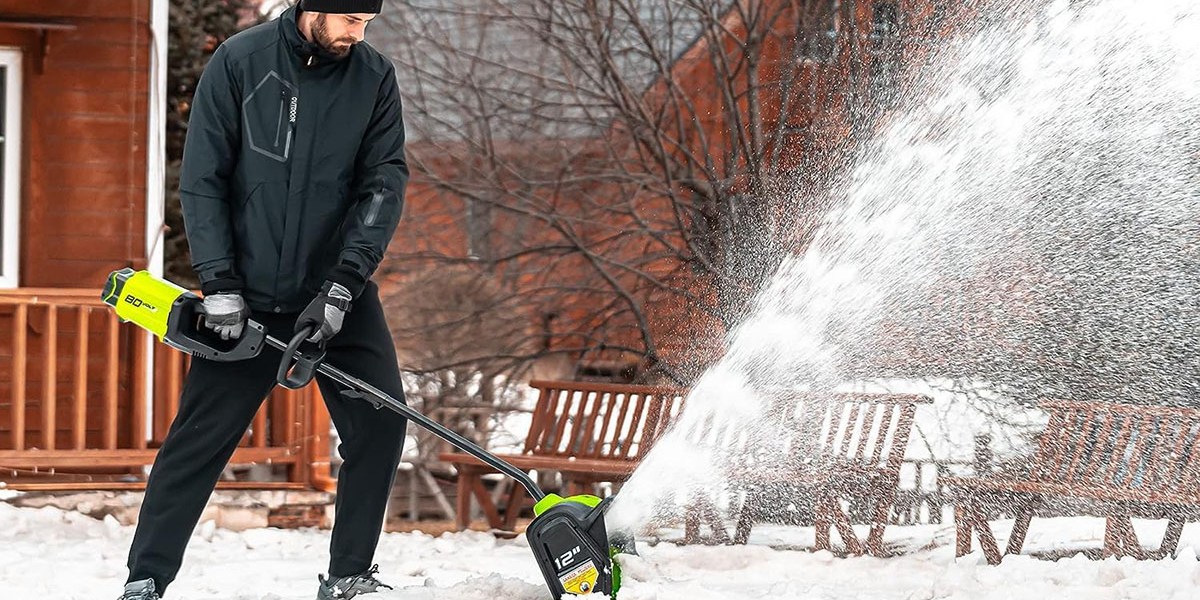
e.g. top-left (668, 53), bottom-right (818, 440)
top-left (439, 379), bottom-right (687, 531)
top-left (704, 391), bottom-right (931, 554)
top-left (947, 400), bottom-right (1200, 564)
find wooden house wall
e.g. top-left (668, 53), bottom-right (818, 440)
top-left (0, 0), bottom-right (152, 285)
top-left (0, 0), bottom-right (152, 455)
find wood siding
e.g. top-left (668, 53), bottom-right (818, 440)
top-left (0, 2), bottom-right (151, 485)
top-left (0, 0), bottom-right (152, 285)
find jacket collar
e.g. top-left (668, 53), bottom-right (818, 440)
top-left (280, 4), bottom-right (351, 67)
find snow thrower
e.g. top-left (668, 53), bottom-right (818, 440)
top-left (101, 268), bottom-right (624, 598)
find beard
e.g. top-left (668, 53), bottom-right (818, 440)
top-left (312, 14), bottom-right (357, 58)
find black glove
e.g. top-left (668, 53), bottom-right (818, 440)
top-left (200, 292), bottom-right (249, 340)
top-left (295, 281), bottom-right (353, 343)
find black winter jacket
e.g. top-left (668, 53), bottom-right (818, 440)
top-left (180, 5), bottom-right (407, 313)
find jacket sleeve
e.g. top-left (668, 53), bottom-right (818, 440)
top-left (326, 64), bottom-right (408, 298)
top-left (179, 44), bottom-right (244, 294)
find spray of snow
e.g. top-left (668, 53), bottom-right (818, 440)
top-left (609, 0), bottom-right (1200, 535)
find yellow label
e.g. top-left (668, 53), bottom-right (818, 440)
top-left (560, 561), bottom-right (599, 595)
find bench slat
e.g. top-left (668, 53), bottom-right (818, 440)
top-left (946, 475), bottom-right (1200, 507)
top-left (1061, 409), bottom-right (1092, 483)
top-left (869, 404), bottom-right (889, 466)
top-left (822, 402), bottom-right (839, 453)
top-left (1156, 420), bottom-right (1185, 484)
top-left (1030, 409), bottom-right (1066, 481)
top-left (568, 389), bottom-right (596, 456)
top-left (1066, 408), bottom-right (1094, 484)
top-left (1122, 414), bottom-right (1157, 488)
top-left (890, 404), bottom-right (917, 470)
top-left (1169, 421), bottom-right (1198, 486)
top-left (855, 403), bottom-right (879, 462)
top-left (1102, 413), bottom-right (1135, 486)
top-left (1183, 422), bottom-right (1200, 488)
top-left (608, 390), bottom-right (636, 459)
top-left (592, 390), bottom-right (620, 459)
top-left (839, 403), bottom-right (861, 459)
top-left (617, 393), bottom-right (649, 459)
top-left (524, 386), bottom-right (555, 454)
top-left (1143, 418), bottom-right (1172, 488)
top-left (439, 452), bottom-right (638, 475)
top-left (642, 395), bottom-right (668, 451)
top-left (547, 386), bottom-right (577, 456)
top-left (533, 387), bottom-right (563, 453)
top-left (1084, 411), bottom-right (1115, 487)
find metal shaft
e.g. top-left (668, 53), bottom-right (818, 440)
top-left (263, 334), bottom-right (547, 502)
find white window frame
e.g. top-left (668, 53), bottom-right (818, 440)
top-left (0, 48), bottom-right (21, 289)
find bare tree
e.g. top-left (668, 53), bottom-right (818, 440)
top-left (374, 0), bottom-right (874, 384)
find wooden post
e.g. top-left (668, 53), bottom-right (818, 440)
top-left (1005, 500), bottom-right (1035, 556)
top-left (104, 312), bottom-right (119, 449)
top-left (252, 401), bottom-right (268, 448)
top-left (131, 329), bottom-right (147, 450)
top-left (968, 502), bottom-right (1003, 564)
top-left (159, 347), bottom-right (182, 441)
top-left (1157, 519), bottom-right (1184, 559)
top-left (73, 307), bottom-right (89, 450)
top-left (12, 304), bottom-right (27, 451)
top-left (732, 488), bottom-right (755, 545)
top-left (42, 305), bottom-right (58, 450)
top-left (954, 501), bottom-right (973, 557)
top-left (456, 468), bottom-right (473, 531)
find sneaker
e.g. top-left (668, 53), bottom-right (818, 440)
top-left (118, 578), bottom-right (160, 600)
top-left (317, 564), bottom-right (393, 599)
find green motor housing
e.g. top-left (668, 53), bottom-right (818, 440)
top-left (526, 494), bottom-right (618, 598)
top-left (102, 268), bottom-right (190, 338)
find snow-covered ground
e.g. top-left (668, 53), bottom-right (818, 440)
top-left (8, 500), bottom-right (1199, 599)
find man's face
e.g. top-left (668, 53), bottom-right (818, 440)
top-left (312, 12), bottom-right (376, 57)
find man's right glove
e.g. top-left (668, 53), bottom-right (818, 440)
top-left (200, 292), bottom-right (249, 340)
top-left (295, 281), bottom-right (353, 344)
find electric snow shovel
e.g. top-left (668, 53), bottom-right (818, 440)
top-left (101, 268), bottom-right (624, 598)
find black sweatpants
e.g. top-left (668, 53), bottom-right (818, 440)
top-left (126, 281), bottom-right (408, 595)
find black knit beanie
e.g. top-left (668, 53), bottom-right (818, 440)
top-left (300, 0), bottom-right (383, 13)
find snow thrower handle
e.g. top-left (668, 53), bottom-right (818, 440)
top-left (99, 270), bottom-right (553, 507)
top-left (276, 327), bottom-right (325, 390)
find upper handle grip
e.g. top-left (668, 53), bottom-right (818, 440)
top-left (276, 327), bottom-right (325, 389)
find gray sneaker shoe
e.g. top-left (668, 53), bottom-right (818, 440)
top-left (317, 564), bottom-right (393, 599)
top-left (118, 578), bottom-right (160, 600)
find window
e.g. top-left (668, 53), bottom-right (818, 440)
top-left (871, 1), bottom-right (901, 49)
top-left (0, 48), bottom-right (21, 289)
top-left (798, 0), bottom-right (840, 64)
top-left (869, 1), bottom-right (902, 106)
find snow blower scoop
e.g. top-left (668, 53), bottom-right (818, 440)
top-left (101, 268), bottom-right (624, 598)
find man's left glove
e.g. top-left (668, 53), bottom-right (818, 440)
top-left (295, 281), bottom-right (353, 344)
top-left (200, 292), bottom-right (249, 341)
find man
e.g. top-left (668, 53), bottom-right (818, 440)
top-left (119, 1), bottom-right (409, 598)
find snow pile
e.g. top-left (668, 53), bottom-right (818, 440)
top-left (6, 500), bottom-right (1199, 599)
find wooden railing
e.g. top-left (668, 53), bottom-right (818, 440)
top-left (0, 289), bottom-right (333, 491)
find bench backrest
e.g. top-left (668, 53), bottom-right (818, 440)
top-left (782, 392), bottom-right (930, 475)
top-left (523, 380), bottom-right (688, 461)
top-left (1030, 401), bottom-right (1200, 493)
top-left (677, 390), bottom-right (931, 477)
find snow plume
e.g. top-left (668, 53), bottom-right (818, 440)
top-left (609, 0), bottom-right (1200, 536)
